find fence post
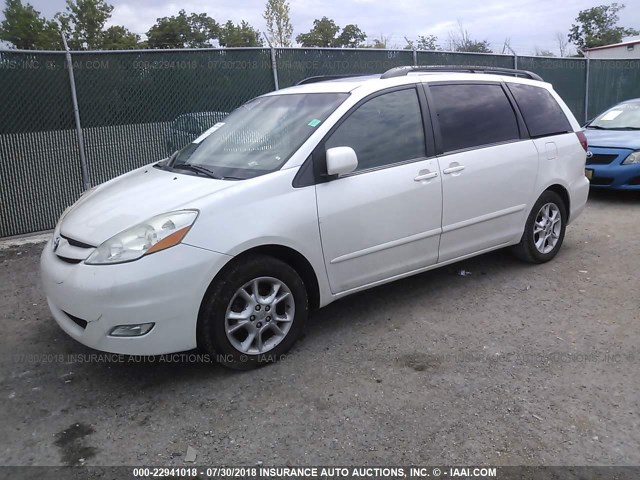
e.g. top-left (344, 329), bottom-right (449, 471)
top-left (270, 46), bottom-right (280, 90)
top-left (412, 47), bottom-right (418, 66)
top-left (262, 35), bottom-right (280, 91)
top-left (584, 55), bottom-right (590, 123)
top-left (507, 45), bottom-right (518, 70)
top-left (61, 34), bottom-right (91, 190)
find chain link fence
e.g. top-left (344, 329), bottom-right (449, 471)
top-left (1, 47), bottom-right (640, 237)
top-left (276, 48), bottom-right (414, 87)
top-left (587, 59), bottom-right (640, 120)
top-left (72, 49), bottom-right (275, 185)
top-left (0, 51), bottom-right (84, 237)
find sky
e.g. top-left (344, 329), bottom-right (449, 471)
top-left (8, 0), bottom-right (640, 55)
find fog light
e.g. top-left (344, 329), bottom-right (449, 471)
top-left (109, 323), bottom-right (154, 337)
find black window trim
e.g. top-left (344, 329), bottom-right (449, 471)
top-left (505, 82), bottom-right (573, 139)
top-left (292, 84), bottom-right (436, 188)
top-left (422, 80), bottom-right (530, 157)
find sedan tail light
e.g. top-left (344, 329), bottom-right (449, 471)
top-left (576, 131), bottom-right (588, 152)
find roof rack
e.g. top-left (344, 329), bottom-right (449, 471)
top-left (295, 74), bottom-right (370, 85)
top-left (380, 65), bottom-right (544, 82)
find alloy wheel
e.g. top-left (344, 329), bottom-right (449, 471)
top-left (533, 202), bottom-right (562, 254)
top-left (224, 276), bottom-right (295, 355)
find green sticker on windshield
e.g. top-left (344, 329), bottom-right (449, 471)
top-left (308, 119), bottom-right (322, 127)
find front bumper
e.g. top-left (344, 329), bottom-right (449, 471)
top-left (586, 148), bottom-right (640, 190)
top-left (40, 240), bottom-right (231, 355)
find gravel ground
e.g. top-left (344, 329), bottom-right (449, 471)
top-left (1, 189), bottom-right (638, 467)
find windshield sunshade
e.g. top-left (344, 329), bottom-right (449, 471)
top-left (589, 102), bottom-right (640, 130)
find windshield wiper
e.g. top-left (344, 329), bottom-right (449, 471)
top-left (217, 175), bottom-right (245, 180)
top-left (589, 125), bottom-right (640, 131)
top-left (154, 151), bottom-right (178, 171)
top-left (172, 163), bottom-right (223, 179)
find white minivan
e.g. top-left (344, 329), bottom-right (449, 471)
top-left (41, 66), bottom-right (590, 369)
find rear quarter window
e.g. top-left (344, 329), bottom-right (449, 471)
top-left (507, 83), bottom-right (572, 138)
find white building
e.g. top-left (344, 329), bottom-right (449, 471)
top-left (584, 39), bottom-right (640, 59)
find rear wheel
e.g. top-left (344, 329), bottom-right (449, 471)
top-left (512, 190), bottom-right (567, 264)
top-left (198, 255), bottom-right (308, 370)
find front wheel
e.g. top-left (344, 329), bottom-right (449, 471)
top-left (198, 255), bottom-right (308, 370)
top-left (512, 191), bottom-right (567, 264)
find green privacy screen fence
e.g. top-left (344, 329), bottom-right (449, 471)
top-left (1, 47), bottom-right (639, 237)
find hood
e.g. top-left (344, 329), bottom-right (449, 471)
top-left (60, 164), bottom-right (234, 245)
top-left (584, 129), bottom-right (640, 150)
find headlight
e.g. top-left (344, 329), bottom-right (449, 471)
top-left (85, 210), bottom-right (198, 265)
top-left (622, 151), bottom-right (640, 165)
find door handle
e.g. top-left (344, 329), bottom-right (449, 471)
top-left (414, 171), bottom-right (438, 181)
top-left (443, 165), bottom-right (465, 174)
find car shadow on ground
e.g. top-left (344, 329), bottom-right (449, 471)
top-left (306, 247), bottom-right (525, 332)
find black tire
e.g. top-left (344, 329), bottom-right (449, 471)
top-left (198, 254), bottom-right (308, 370)
top-left (511, 190), bottom-right (567, 264)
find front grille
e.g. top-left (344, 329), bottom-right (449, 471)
top-left (54, 234), bottom-right (94, 264)
top-left (56, 256), bottom-right (83, 264)
top-left (61, 234), bottom-right (95, 248)
top-left (586, 154), bottom-right (617, 165)
top-left (63, 311), bottom-right (88, 329)
top-left (590, 176), bottom-right (614, 186)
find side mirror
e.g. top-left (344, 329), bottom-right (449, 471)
top-left (326, 147), bottom-right (358, 176)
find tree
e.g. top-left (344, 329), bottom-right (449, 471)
top-left (555, 32), bottom-right (570, 56)
top-left (101, 25), bottom-right (139, 49)
top-left (534, 47), bottom-right (556, 57)
top-left (417, 35), bottom-right (438, 50)
top-left (218, 20), bottom-right (263, 47)
top-left (366, 34), bottom-right (391, 49)
top-left (568, 3), bottom-right (638, 50)
top-left (447, 22), bottom-right (491, 53)
top-left (263, 0), bottom-right (292, 47)
top-left (55, 0), bottom-right (113, 49)
top-left (296, 17), bottom-right (339, 47)
top-left (404, 34), bottom-right (438, 50)
top-left (146, 10), bottom-right (218, 48)
top-left (0, 0), bottom-right (62, 49)
top-left (186, 13), bottom-right (219, 47)
top-left (462, 40), bottom-right (491, 53)
top-left (296, 17), bottom-right (367, 47)
top-left (337, 24), bottom-right (366, 47)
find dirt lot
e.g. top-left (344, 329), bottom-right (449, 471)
top-left (1, 190), bottom-right (638, 467)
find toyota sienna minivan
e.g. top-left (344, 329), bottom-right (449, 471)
top-left (41, 66), bottom-right (590, 369)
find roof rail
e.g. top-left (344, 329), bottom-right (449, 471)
top-left (295, 74), bottom-right (369, 85)
top-left (380, 65), bottom-right (544, 82)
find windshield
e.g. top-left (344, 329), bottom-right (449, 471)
top-left (170, 93), bottom-right (348, 179)
top-left (588, 101), bottom-right (640, 130)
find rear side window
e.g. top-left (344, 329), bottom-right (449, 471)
top-left (429, 83), bottom-right (520, 153)
top-left (507, 83), bottom-right (572, 138)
